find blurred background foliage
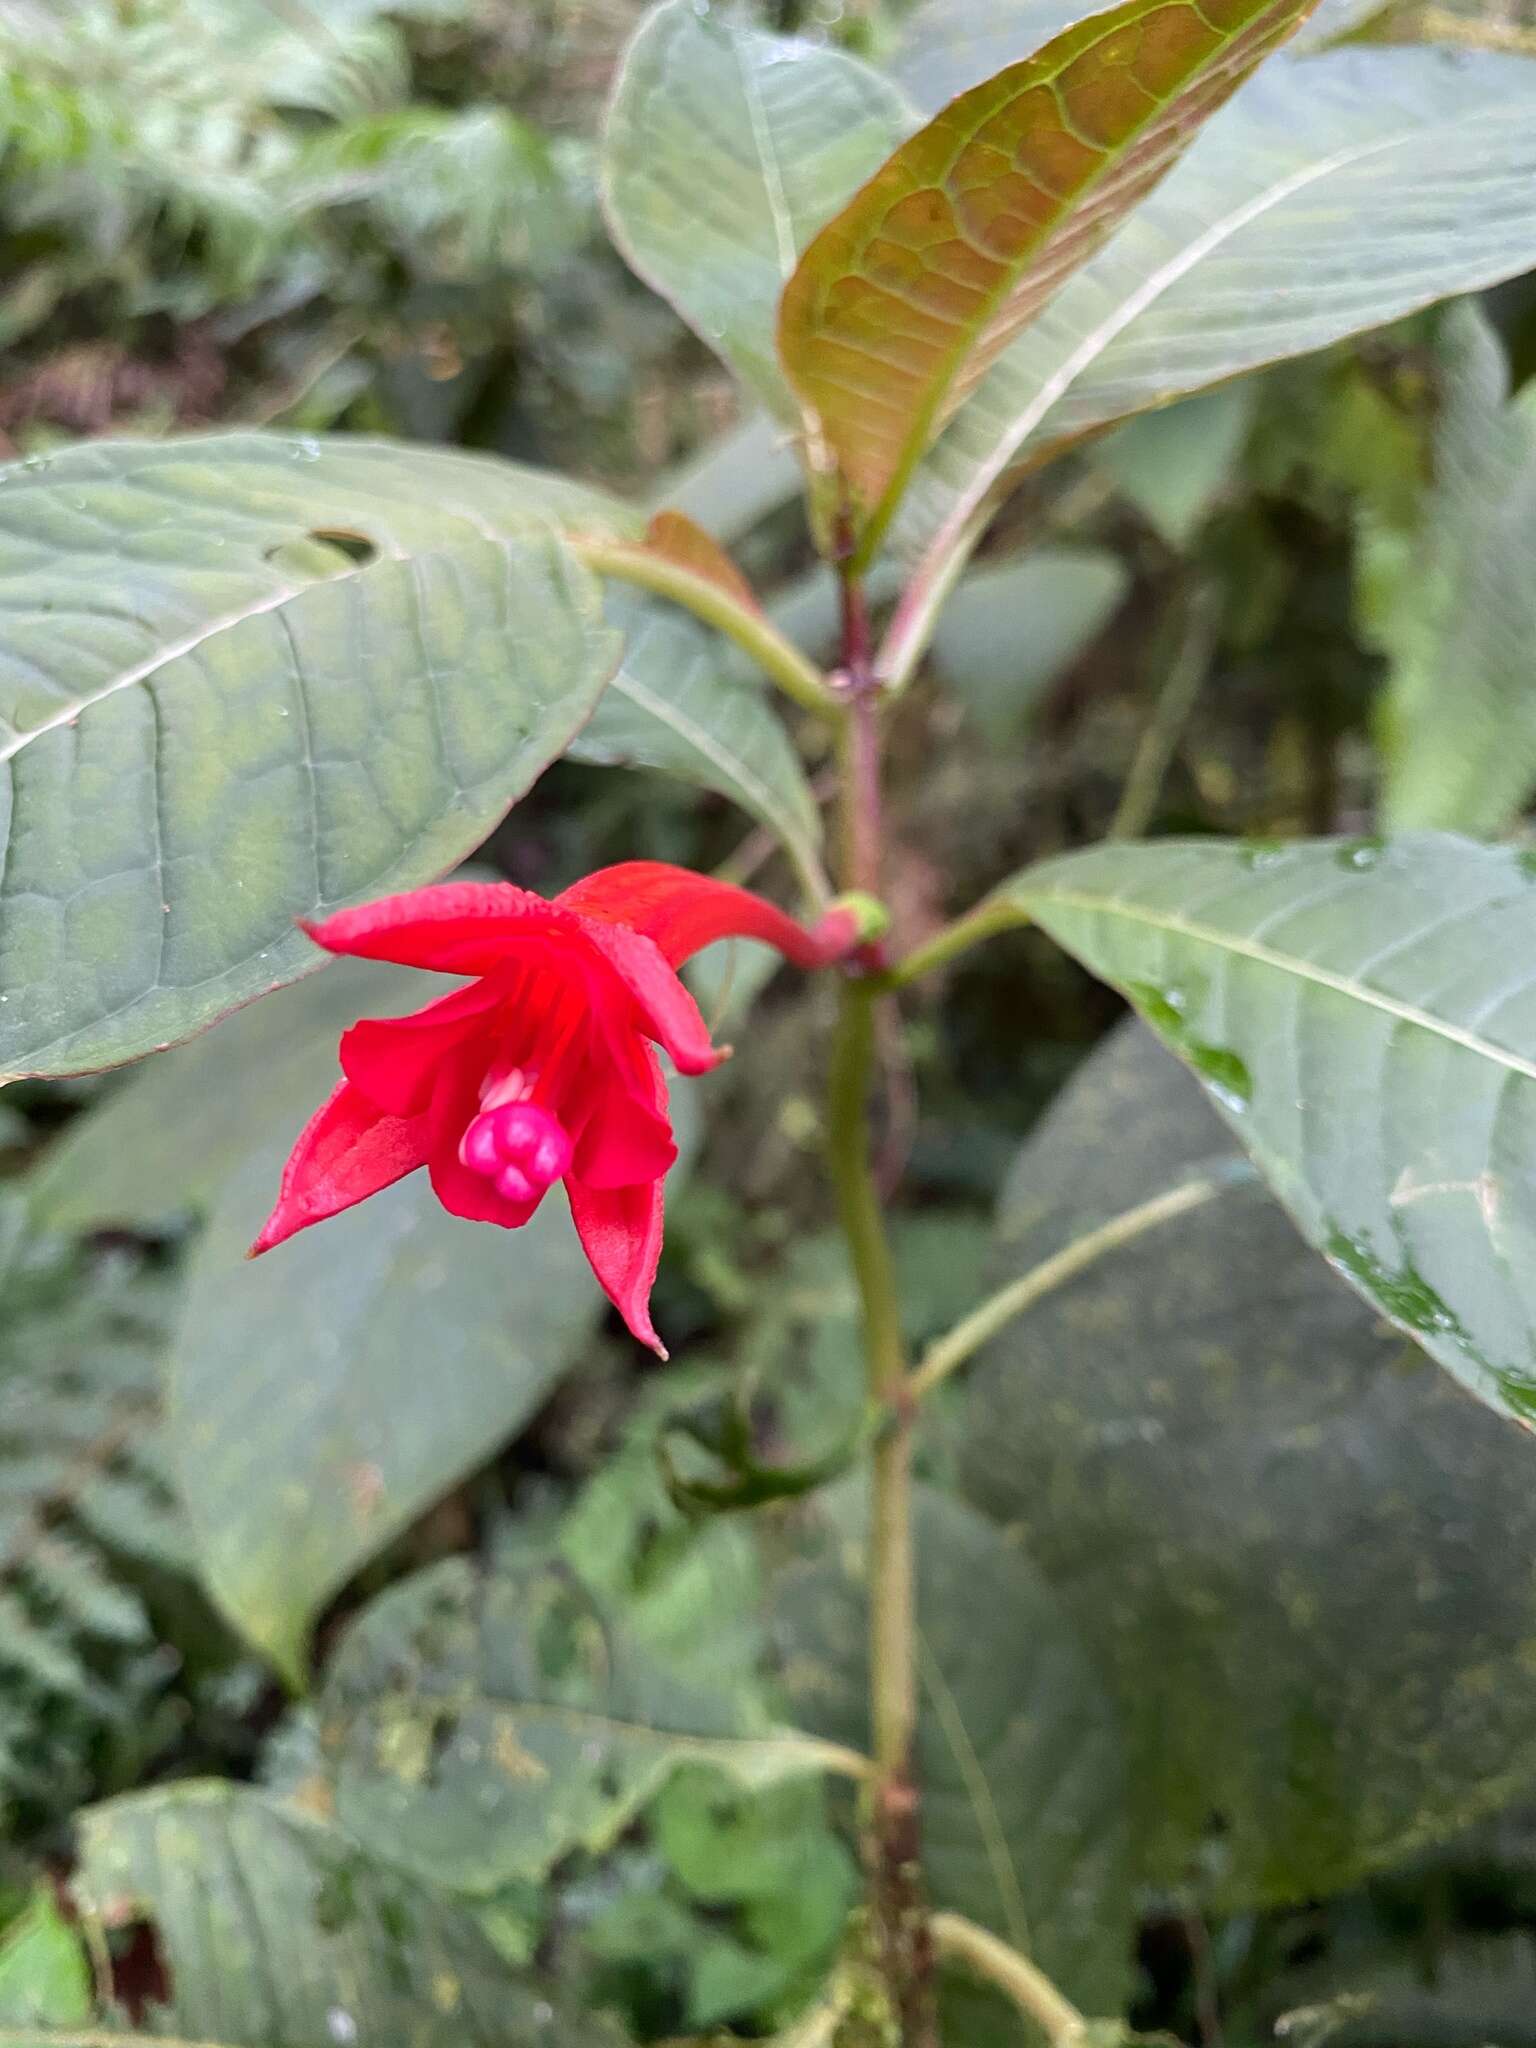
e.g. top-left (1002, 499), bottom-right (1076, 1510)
top-left (8, 1), bottom-right (1536, 2045)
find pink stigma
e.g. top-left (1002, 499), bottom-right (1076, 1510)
top-left (459, 1101), bottom-right (573, 1206)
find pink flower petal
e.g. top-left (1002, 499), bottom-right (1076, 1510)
top-left (558, 861), bottom-right (837, 967)
top-left (305, 883), bottom-right (574, 975)
top-left (573, 1047), bottom-right (677, 1191)
top-left (338, 977), bottom-right (503, 1116)
top-left (578, 920), bottom-right (720, 1076)
top-left (567, 1174), bottom-right (668, 1358)
top-left (249, 1082), bottom-right (429, 1254)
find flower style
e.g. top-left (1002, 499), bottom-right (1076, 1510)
top-left (251, 863), bottom-right (860, 1355)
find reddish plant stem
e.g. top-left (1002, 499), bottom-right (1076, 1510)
top-left (829, 533), bottom-right (936, 2048)
top-left (835, 537), bottom-right (887, 906)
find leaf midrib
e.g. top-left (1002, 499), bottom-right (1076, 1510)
top-left (1023, 881), bottom-right (1536, 1083)
top-left (340, 1688), bottom-right (867, 1783)
top-left (611, 664), bottom-right (822, 895)
top-left (0, 576), bottom-right (321, 765)
top-left (733, 20), bottom-right (798, 286)
top-left (912, 98), bottom-right (1466, 571)
top-left (862, 0), bottom-right (1303, 552)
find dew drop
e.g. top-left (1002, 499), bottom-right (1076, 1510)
top-left (1237, 842), bottom-right (1289, 872)
top-left (1336, 837), bottom-right (1383, 871)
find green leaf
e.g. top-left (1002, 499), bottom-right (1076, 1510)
top-left (652, 1769), bottom-right (857, 2030)
top-left (771, 1482), bottom-right (1134, 2030)
top-left (1372, 301), bottom-right (1536, 837)
top-left (601, 0), bottom-right (915, 420)
top-left (963, 1019), bottom-right (1536, 1902)
top-left (895, 49), bottom-right (1536, 574)
top-left (317, 1554), bottom-right (863, 1896)
top-left (69, 1781), bottom-right (621, 2047)
top-left (778, 0), bottom-right (1318, 557)
top-left (0, 429), bottom-right (824, 1069)
top-left (572, 591), bottom-right (824, 902)
top-left (893, 0), bottom-right (1101, 111)
top-left (930, 549), bottom-right (1129, 739)
top-left (30, 957), bottom-right (429, 1230)
top-left (0, 1892), bottom-right (91, 2027)
top-left (891, 0), bottom-right (1393, 109)
top-left (166, 1139), bottom-right (605, 1682)
top-left (1002, 831), bottom-right (1536, 1425)
top-left (0, 432), bottom-right (625, 1079)
top-left (557, 1367), bottom-right (767, 1692)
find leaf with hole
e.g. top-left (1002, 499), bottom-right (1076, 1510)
top-left (317, 1553), bottom-right (864, 1896)
top-left (777, 0), bottom-right (1318, 557)
top-left (1001, 831), bottom-right (1536, 1425)
top-left (0, 433), bottom-right (626, 1079)
top-left (962, 1020), bottom-right (1536, 1902)
top-left (69, 1781), bottom-right (621, 2047)
top-left (602, 0), bottom-right (916, 421)
top-left (894, 47), bottom-right (1536, 573)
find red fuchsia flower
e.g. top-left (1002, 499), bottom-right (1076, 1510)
top-left (250, 863), bottom-right (863, 1356)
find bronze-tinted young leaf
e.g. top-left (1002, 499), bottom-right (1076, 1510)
top-left (892, 49), bottom-right (1536, 576)
top-left (644, 510), bottom-right (763, 615)
top-left (777, 0), bottom-right (1318, 554)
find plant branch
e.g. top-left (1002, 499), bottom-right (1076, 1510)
top-left (930, 1912), bottom-right (1089, 2044)
top-left (909, 1169), bottom-right (1246, 1404)
top-left (827, 979), bottom-right (912, 1756)
top-left (1109, 579), bottom-right (1220, 842)
top-left (879, 896), bottom-right (1026, 990)
top-left (569, 533), bottom-right (838, 718)
top-left (827, 540), bottom-right (935, 2046)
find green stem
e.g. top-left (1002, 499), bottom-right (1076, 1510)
top-left (930, 1912), bottom-right (1089, 2044)
top-left (908, 1170), bottom-right (1245, 1404)
top-left (828, 543), bottom-right (935, 2046)
top-left (569, 534), bottom-right (838, 718)
top-left (1109, 578), bottom-right (1219, 843)
top-left (878, 895), bottom-right (1026, 991)
top-left (828, 979), bottom-right (913, 1773)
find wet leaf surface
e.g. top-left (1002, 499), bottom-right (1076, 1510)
top-left (963, 1021), bottom-right (1536, 1902)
